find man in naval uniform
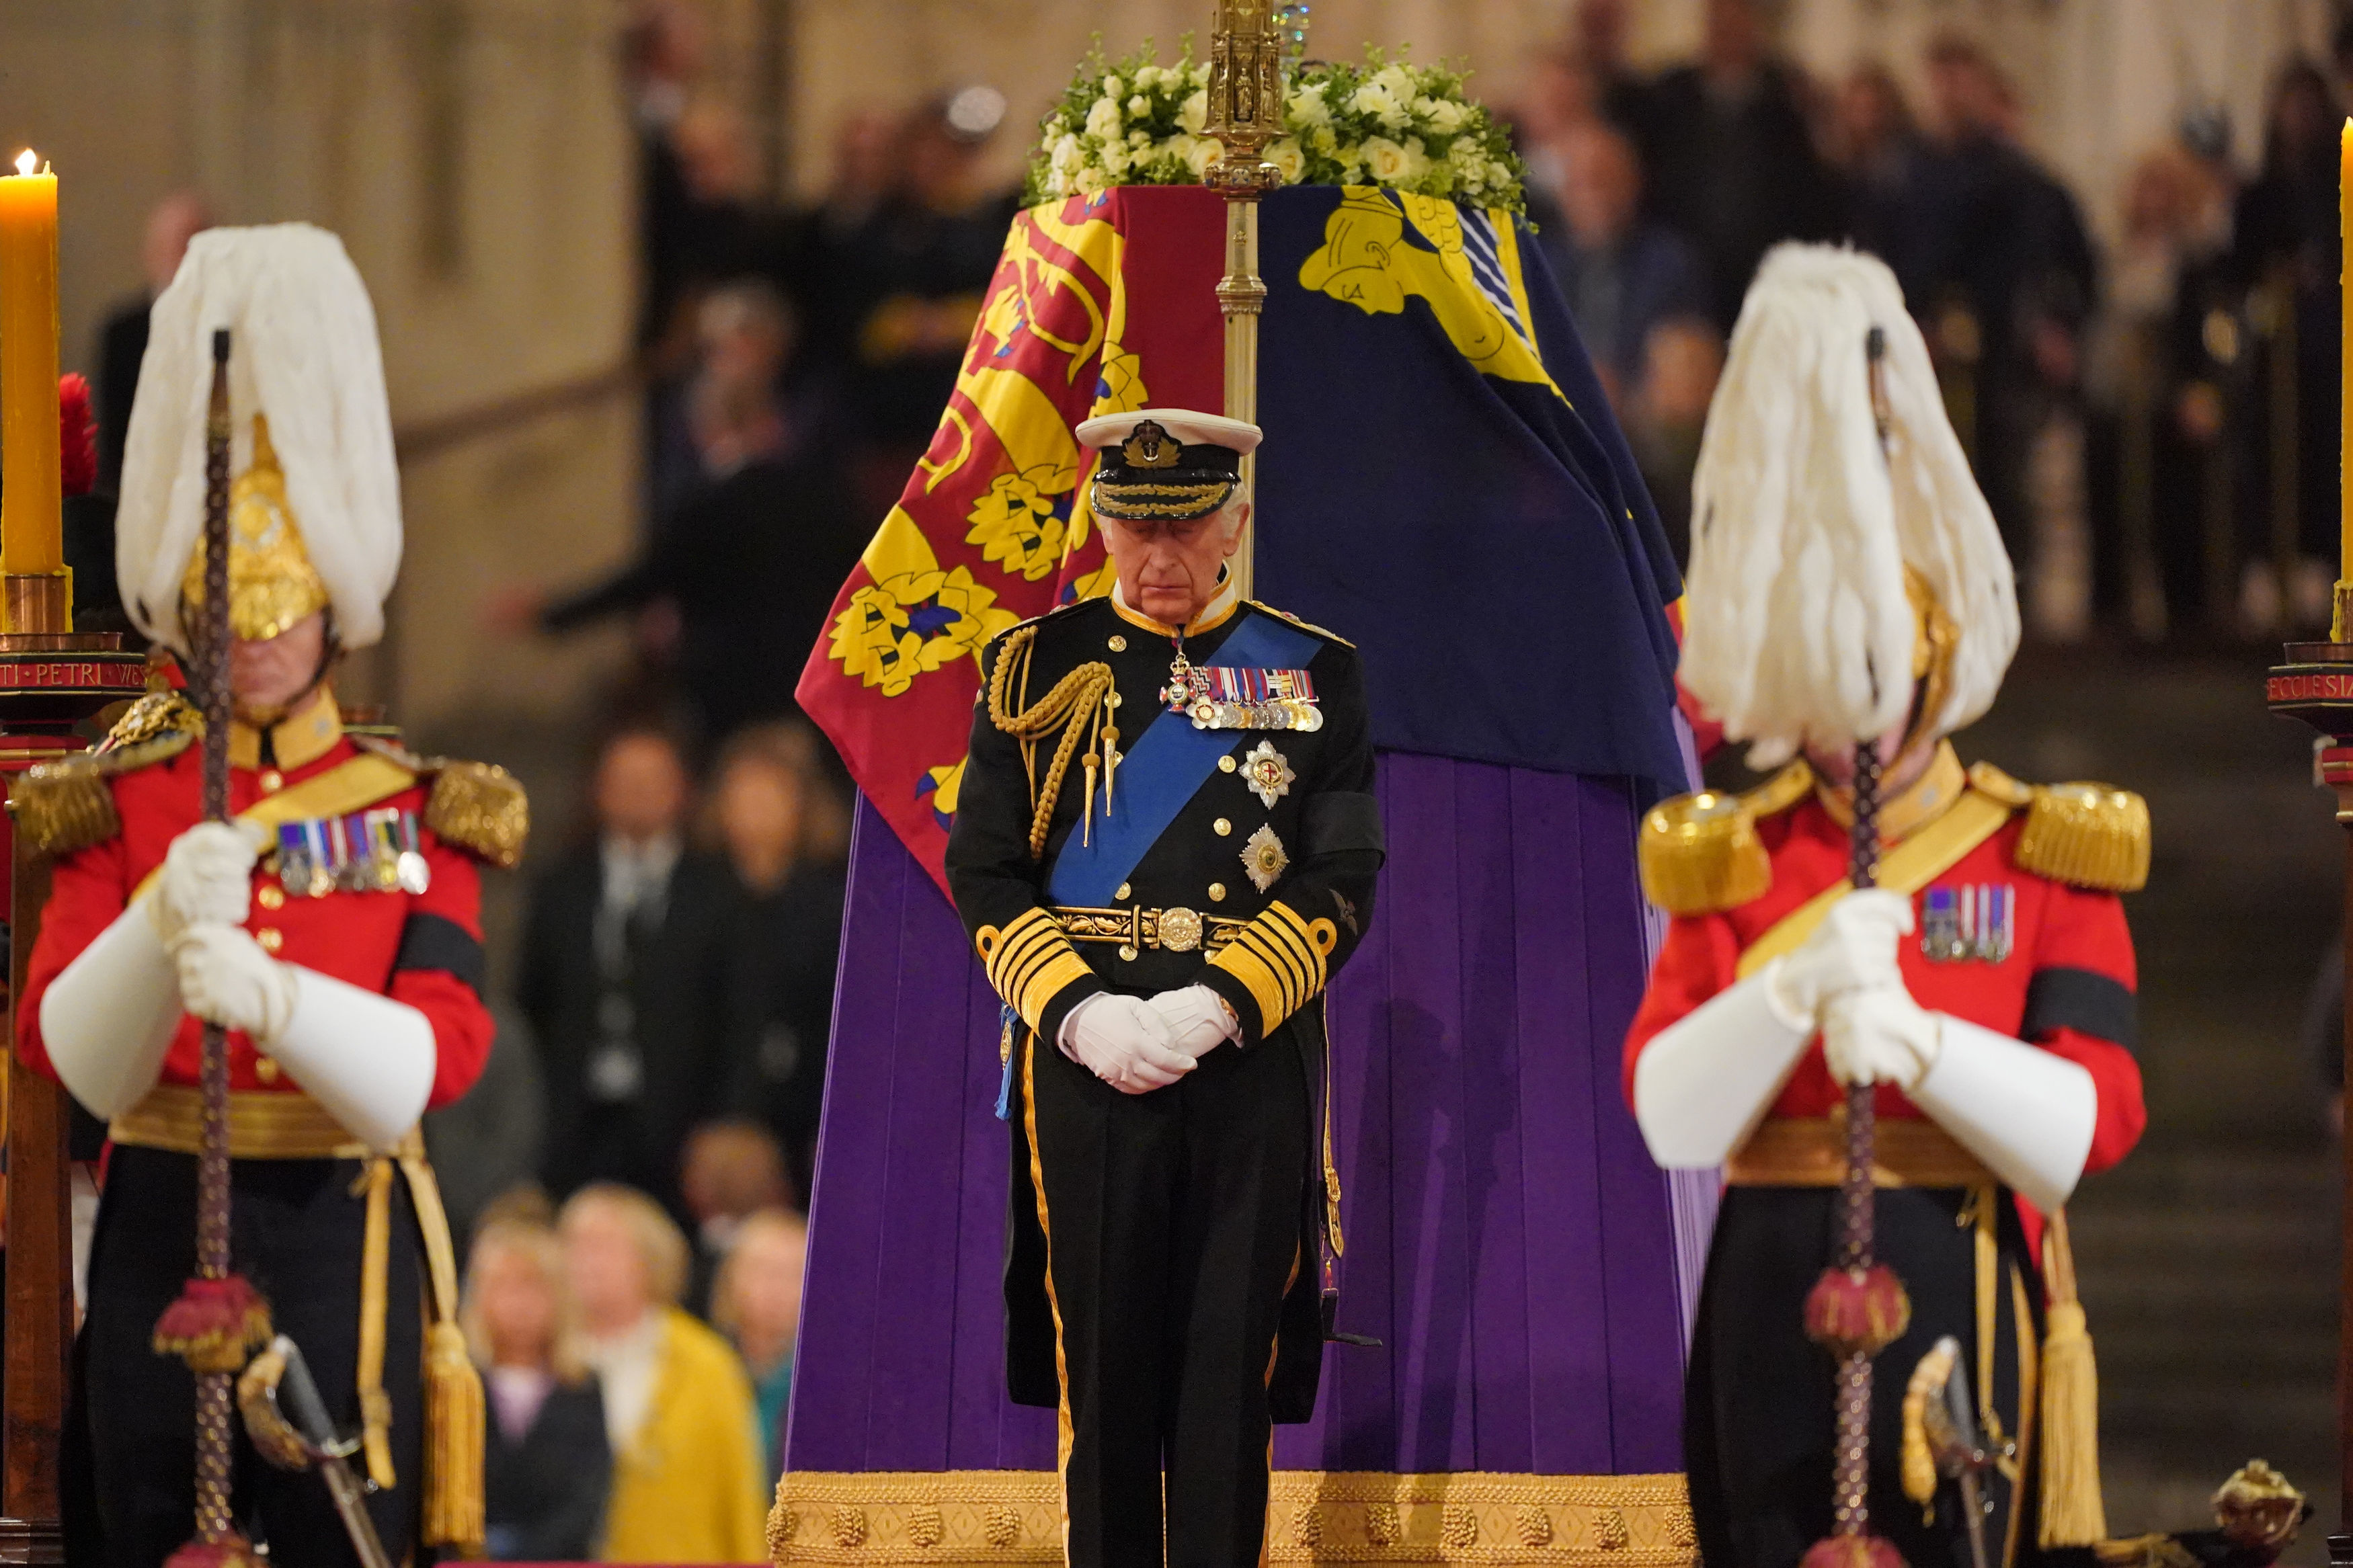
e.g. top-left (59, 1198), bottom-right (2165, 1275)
top-left (944, 409), bottom-right (1383, 1568)
top-left (1622, 246), bottom-right (2147, 1568)
top-left (13, 224), bottom-right (525, 1567)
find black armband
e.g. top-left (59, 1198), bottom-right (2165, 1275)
top-left (2020, 966), bottom-right (2137, 1053)
top-left (393, 912), bottom-right (486, 996)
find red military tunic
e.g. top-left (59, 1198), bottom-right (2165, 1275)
top-left (17, 689), bottom-right (495, 1106)
top-left (1625, 748), bottom-right (2147, 1192)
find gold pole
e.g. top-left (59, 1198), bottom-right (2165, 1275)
top-left (1205, 0), bottom-right (1282, 601)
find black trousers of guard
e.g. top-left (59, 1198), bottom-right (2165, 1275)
top-left (1685, 1184), bottom-right (2042, 1568)
top-left (1025, 1026), bottom-right (1308, 1568)
top-left (67, 1147), bottom-right (424, 1568)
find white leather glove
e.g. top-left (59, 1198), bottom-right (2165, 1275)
top-left (1148, 984), bottom-right (1238, 1061)
top-left (149, 821), bottom-right (267, 947)
top-left (1820, 981), bottom-right (1942, 1091)
top-left (171, 922), bottom-right (296, 1042)
top-left (1766, 889), bottom-right (1913, 1030)
top-left (1058, 993), bottom-right (1195, 1094)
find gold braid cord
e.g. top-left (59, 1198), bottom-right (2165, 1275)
top-left (986, 626), bottom-right (1115, 858)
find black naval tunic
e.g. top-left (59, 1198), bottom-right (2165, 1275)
top-left (945, 583), bottom-right (1381, 1568)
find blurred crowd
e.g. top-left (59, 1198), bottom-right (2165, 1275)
top-left (1514, 0), bottom-right (2351, 643)
top-left (62, 0), bottom-right (2353, 1556)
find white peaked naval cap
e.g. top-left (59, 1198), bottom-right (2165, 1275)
top-left (1681, 243), bottom-right (2018, 768)
top-left (118, 223), bottom-right (401, 655)
top-left (1074, 408), bottom-right (1264, 453)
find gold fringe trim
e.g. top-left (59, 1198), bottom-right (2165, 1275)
top-left (2016, 783), bottom-right (2150, 892)
top-left (770, 1471), bottom-right (1694, 1565)
top-left (10, 753), bottom-right (122, 855)
top-left (1638, 791), bottom-right (1769, 916)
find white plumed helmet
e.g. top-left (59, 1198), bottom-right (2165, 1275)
top-left (116, 223), bottom-right (401, 657)
top-left (1681, 243), bottom-right (2017, 768)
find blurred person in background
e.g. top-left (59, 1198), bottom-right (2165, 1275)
top-left (1632, 0), bottom-right (1840, 332)
top-left (91, 191), bottom-right (210, 495)
top-left (522, 725), bottom-right (742, 1216)
top-left (1538, 121), bottom-right (1707, 403)
top-left (779, 111), bottom-right (904, 399)
top-left (2233, 58), bottom-right (2344, 630)
top-left (1624, 317), bottom-right (1725, 571)
top-left (465, 1219), bottom-right (611, 1562)
top-left (840, 90), bottom-right (1021, 518)
top-left (1915, 33), bottom-right (2098, 614)
top-left (709, 1207), bottom-right (809, 1485)
top-left (677, 1118), bottom-right (792, 1317)
top-left (1825, 65), bottom-right (1934, 302)
top-left (560, 1185), bottom-right (769, 1563)
top-left (708, 721), bottom-right (848, 1192)
top-left (504, 282), bottom-right (864, 740)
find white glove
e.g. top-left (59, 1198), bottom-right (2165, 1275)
top-left (1820, 981), bottom-right (1942, 1091)
top-left (149, 821), bottom-right (267, 947)
top-left (171, 922), bottom-right (296, 1042)
top-left (1149, 984), bottom-right (1238, 1060)
top-left (1058, 993), bottom-right (1195, 1094)
top-left (1766, 889), bottom-right (1913, 1030)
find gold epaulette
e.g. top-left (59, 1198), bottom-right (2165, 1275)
top-left (9, 706), bottom-right (204, 856)
top-left (2013, 776), bottom-right (2151, 893)
top-left (1637, 763), bottom-right (1810, 916)
top-left (1246, 600), bottom-right (1355, 648)
top-left (352, 735), bottom-right (530, 869)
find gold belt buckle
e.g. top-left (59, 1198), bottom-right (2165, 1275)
top-left (1157, 906), bottom-right (1203, 952)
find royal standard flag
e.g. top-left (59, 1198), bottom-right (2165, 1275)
top-left (796, 185), bottom-right (1684, 889)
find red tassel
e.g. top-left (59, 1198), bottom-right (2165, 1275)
top-left (161, 1536), bottom-right (262, 1568)
top-left (1803, 1263), bottom-right (1912, 1359)
top-left (153, 1276), bottom-right (273, 1374)
top-left (58, 373), bottom-right (95, 498)
top-left (1801, 1533), bottom-right (1906, 1568)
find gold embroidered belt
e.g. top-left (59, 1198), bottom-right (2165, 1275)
top-left (1048, 904), bottom-right (1248, 956)
top-left (1726, 1114), bottom-right (1993, 1190)
top-left (108, 1084), bottom-right (478, 1538)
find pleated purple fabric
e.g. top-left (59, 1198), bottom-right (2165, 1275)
top-left (783, 752), bottom-right (1693, 1477)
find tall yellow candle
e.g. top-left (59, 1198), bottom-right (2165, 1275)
top-left (0, 151), bottom-right (62, 578)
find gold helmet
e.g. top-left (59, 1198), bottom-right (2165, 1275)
top-left (179, 415), bottom-right (331, 643)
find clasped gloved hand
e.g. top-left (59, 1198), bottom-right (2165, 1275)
top-left (171, 921), bottom-right (296, 1042)
top-left (1058, 993), bottom-right (1196, 1094)
top-left (1766, 888), bottom-right (1913, 1030)
top-left (150, 820), bottom-right (268, 946)
top-left (1148, 983), bottom-right (1238, 1061)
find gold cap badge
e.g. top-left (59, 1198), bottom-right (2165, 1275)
top-left (182, 414), bottom-right (332, 643)
top-left (1121, 419), bottom-right (1181, 470)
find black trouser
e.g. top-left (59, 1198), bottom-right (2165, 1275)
top-left (1685, 1184), bottom-right (2043, 1568)
top-left (70, 1147), bottom-right (424, 1568)
top-left (1024, 1027), bottom-right (1308, 1568)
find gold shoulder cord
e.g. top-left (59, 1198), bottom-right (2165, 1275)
top-left (985, 626), bottom-right (1118, 858)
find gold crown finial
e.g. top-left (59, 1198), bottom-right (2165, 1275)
top-left (182, 413), bottom-right (331, 642)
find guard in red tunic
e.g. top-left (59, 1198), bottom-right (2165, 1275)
top-left (12, 224), bottom-right (525, 1568)
top-left (1624, 246), bottom-right (2147, 1568)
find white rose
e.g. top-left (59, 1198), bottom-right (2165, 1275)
top-left (1373, 64), bottom-right (1417, 101)
top-left (1187, 136), bottom-right (1224, 177)
top-left (1051, 133), bottom-right (1084, 175)
top-left (1166, 132), bottom-right (1197, 168)
top-left (1402, 136), bottom-right (1432, 181)
top-left (1103, 74), bottom-right (1123, 98)
top-left (1129, 128), bottom-right (1150, 148)
top-left (1363, 136), bottom-right (1412, 183)
top-left (1085, 96), bottom-right (1122, 140)
top-left (1417, 96), bottom-right (1469, 135)
top-left (1135, 65), bottom-right (1162, 89)
top-left (1179, 87), bottom-right (1209, 134)
top-left (1076, 165), bottom-right (1107, 196)
top-left (1335, 147), bottom-right (1366, 185)
top-left (1267, 136), bottom-right (1306, 183)
top-left (1287, 83), bottom-right (1332, 128)
top-left (1350, 80), bottom-right (1400, 126)
top-left (1311, 125), bottom-right (1338, 155)
top-left (1487, 159), bottom-right (1514, 189)
top-left (1040, 167), bottom-right (1070, 200)
top-left (1191, 62), bottom-right (1211, 87)
top-left (1128, 94), bottom-right (1149, 117)
top-left (1102, 142), bottom-right (1133, 178)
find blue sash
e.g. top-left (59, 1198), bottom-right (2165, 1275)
top-left (1042, 609), bottom-right (1319, 907)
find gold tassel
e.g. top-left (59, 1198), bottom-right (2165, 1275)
top-left (422, 1321), bottom-right (487, 1557)
top-left (400, 1141), bottom-right (487, 1556)
top-left (2038, 1209), bottom-right (2108, 1547)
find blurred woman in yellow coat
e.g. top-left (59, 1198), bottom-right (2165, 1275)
top-left (560, 1184), bottom-right (770, 1563)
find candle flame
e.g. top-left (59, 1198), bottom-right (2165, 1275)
top-left (11, 151), bottom-right (33, 177)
